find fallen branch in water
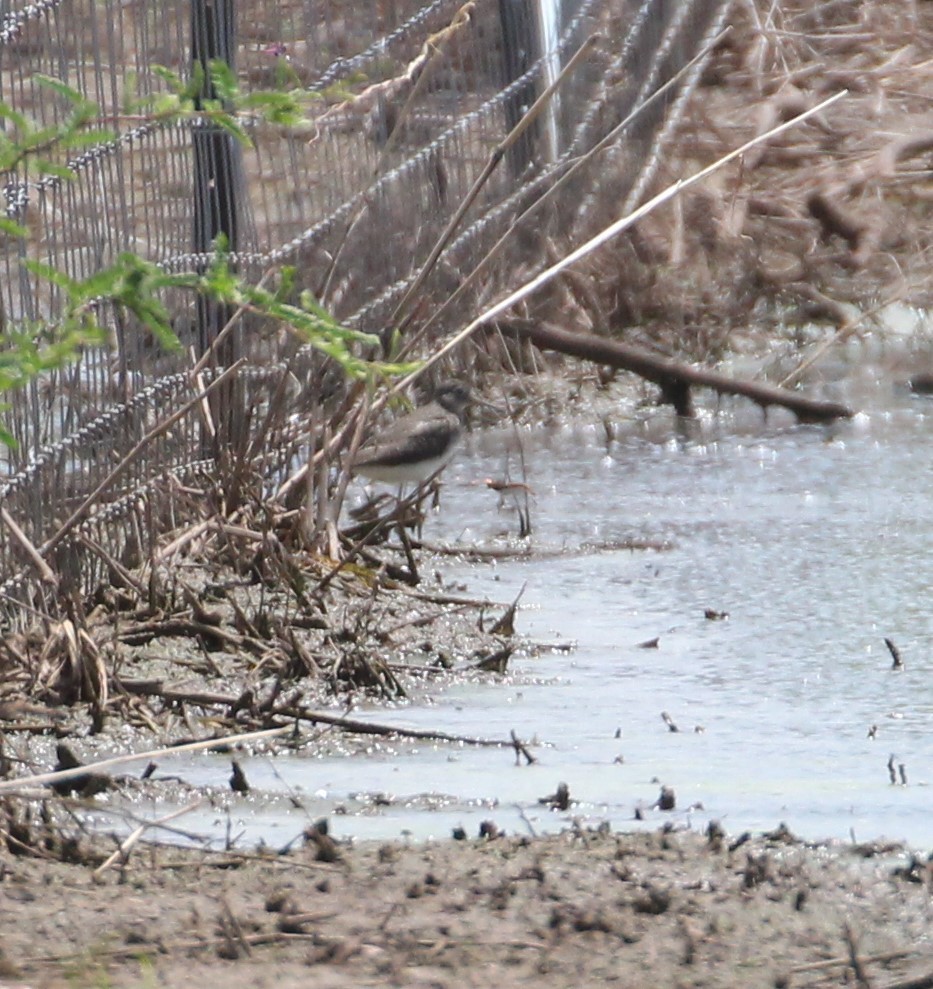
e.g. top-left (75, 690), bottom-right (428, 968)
top-left (273, 702), bottom-right (506, 748)
top-left (502, 321), bottom-right (853, 422)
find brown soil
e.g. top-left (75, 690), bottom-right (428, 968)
top-left (1, 827), bottom-right (931, 988)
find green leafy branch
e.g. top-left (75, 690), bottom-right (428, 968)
top-left (121, 60), bottom-right (316, 141)
top-left (0, 65), bottom-right (417, 440)
top-left (181, 248), bottom-right (419, 380)
top-left (14, 246), bottom-right (415, 398)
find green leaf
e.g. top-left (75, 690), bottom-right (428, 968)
top-left (204, 108), bottom-right (250, 145)
top-left (34, 74), bottom-right (93, 108)
top-left (36, 162), bottom-right (76, 180)
top-left (22, 259), bottom-right (79, 293)
top-left (0, 103), bottom-right (32, 133)
top-left (0, 218), bottom-right (27, 239)
top-left (209, 60), bottom-right (239, 102)
top-left (152, 65), bottom-right (186, 91)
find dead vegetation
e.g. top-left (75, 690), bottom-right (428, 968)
top-left (0, 496), bottom-right (524, 741)
top-left (0, 1), bottom-right (930, 889)
top-left (528, 0), bottom-right (933, 360)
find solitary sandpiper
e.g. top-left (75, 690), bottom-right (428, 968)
top-left (351, 381), bottom-right (473, 486)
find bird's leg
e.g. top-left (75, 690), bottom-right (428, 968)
top-left (396, 514), bottom-right (420, 584)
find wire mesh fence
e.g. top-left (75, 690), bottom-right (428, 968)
top-left (0, 0), bottom-right (731, 626)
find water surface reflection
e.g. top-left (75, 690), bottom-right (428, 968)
top-left (133, 381), bottom-right (933, 849)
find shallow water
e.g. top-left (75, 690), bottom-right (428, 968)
top-left (108, 371), bottom-right (933, 851)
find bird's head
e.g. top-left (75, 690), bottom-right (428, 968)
top-left (432, 381), bottom-right (472, 417)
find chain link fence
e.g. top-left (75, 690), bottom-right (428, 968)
top-left (0, 0), bottom-right (731, 624)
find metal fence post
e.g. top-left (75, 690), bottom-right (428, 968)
top-left (191, 0), bottom-right (245, 456)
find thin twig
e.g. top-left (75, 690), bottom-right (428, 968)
top-left (390, 32), bottom-right (600, 332)
top-left (26, 930), bottom-right (319, 965)
top-left (845, 922), bottom-right (876, 989)
top-left (92, 800), bottom-right (205, 877)
top-left (778, 292), bottom-right (900, 388)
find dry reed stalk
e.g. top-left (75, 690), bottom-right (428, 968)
top-left (391, 32), bottom-right (600, 333)
top-left (404, 29), bottom-right (732, 357)
top-left (405, 90), bottom-right (847, 387)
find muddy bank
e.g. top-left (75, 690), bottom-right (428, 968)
top-left (1, 825), bottom-right (931, 988)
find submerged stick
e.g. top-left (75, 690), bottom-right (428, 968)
top-left (93, 678), bottom-right (509, 749)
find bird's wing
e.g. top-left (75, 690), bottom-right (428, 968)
top-left (355, 411), bottom-right (459, 466)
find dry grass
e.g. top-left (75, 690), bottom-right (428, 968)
top-left (529, 0), bottom-right (933, 361)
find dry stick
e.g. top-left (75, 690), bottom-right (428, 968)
top-left (0, 507), bottom-right (58, 585)
top-left (190, 363), bottom-right (216, 439)
top-left (275, 394), bottom-right (363, 504)
top-left (154, 518), bottom-right (213, 564)
top-left (221, 896), bottom-right (254, 957)
top-left (0, 724), bottom-right (293, 794)
top-left (324, 392), bottom-right (371, 542)
top-left (790, 950), bottom-right (914, 975)
top-left (27, 931), bottom-right (320, 966)
top-left (397, 90), bottom-right (849, 393)
top-left (275, 702), bottom-right (504, 747)
top-left (390, 32), bottom-right (600, 333)
top-left (778, 292), bottom-right (901, 389)
top-left (109, 679), bottom-right (506, 747)
top-left (75, 531), bottom-right (148, 596)
top-left (92, 799), bottom-right (205, 878)
top-left (187, 265), bottom-right (275, 439)
top-left (244, 365), bottom-right (296, 464)
top-left (38, 362), bottom-right (244, 559)
top-left (320, 2), bottom-right (478, 304)
top-left (404, 28), bottom-right (731, 354)
top-left (510, 729), bottom-right (536, 765)
top-left (845, 922), bottom-right (876, 989)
